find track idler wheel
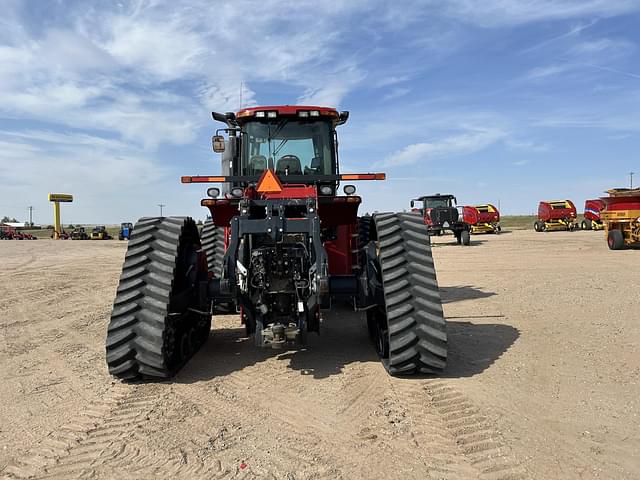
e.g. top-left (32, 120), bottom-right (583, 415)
top-left (105, 217), bottom-right (211, 380)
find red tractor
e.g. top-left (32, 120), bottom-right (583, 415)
top-left (581, 199), bottom-right (605, 230)
top-left (411, 194), bottom-right (471, 245)
top-left (106, 106), bottom-right (447, 380)
top-left (534, 200), bottom-right (578, 232)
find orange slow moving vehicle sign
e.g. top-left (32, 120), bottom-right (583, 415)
top-left (256, 169), bottom-right (284, 193)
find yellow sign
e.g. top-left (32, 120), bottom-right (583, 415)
top-left (48, 193), bottom-right (73, 202)
top-left (256, 169), bottom-right (283, 194)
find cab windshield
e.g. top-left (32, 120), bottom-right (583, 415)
top-left (241, 119), bottom-right (335, 176)
top-left (424, 198), bottom-right (453, 209)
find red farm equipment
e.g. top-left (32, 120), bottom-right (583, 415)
top-left (0, 225), bottom-right (36, 240)
top-left (534, 200), bottom-right (578, 232)
top-left (600, 188), bottom-right (640, 250)
top-left (581, 199), bottom-right (605, 230)
top-left (105, 106), bottom-right (447, 380)
top-left (463, 204), bottom-right (501, 234)
top-left (411, 194), bottom-right (471, 245)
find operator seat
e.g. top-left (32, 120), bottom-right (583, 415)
top-left (304, 156), bottom-right (323, 174)
top-left (276, 155), bottom-right (302, 175)
top-left (249, 155), bottom-right (267, 175)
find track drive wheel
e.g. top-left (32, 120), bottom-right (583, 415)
top-left (367, 213), bottom-right (447, 375)
top-left (106, 217), bottom-right (211, 380)
top-left (607, 229), bottom-right (624, 250)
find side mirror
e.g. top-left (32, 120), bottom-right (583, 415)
top-left (212, 135), bottom-right (225, 153)
top-left (410, 200), bottom-right (414, 208)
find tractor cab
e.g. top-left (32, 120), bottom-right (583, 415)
top-left (217, 106), bottom-right (347, 183)
top-left (183, 106), bottom-right (381, 234)
top-left (411, 194), bottom-right (457, 212)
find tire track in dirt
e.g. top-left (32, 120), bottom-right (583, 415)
top-left (388, 380), bottom-right (480, 480)
top-left (421, 380), bottom-right (528, 480)
top-left (2, 383), bottom-right (164, 479)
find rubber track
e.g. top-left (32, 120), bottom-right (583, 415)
top-left (200, 218), bottom-right (225, 276)
top-left (374, 212), bottom-right (447, 375)
top-left (105, 216), bottom-right (203, 380)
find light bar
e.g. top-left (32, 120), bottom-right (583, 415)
top-left (340, 173), bottom-right (386, 181)
top-left (298, 111), bottom-right (309, 117)
top-left (201, 198), bottom-right (232, 207)
top-left (181, 176), bottom-right (227, 183)
top-left (255, 111), bottom-right (265, 118)
top-left (309, 110), bottom-right (320, 117)
top-left (267, 111), bottom-right (277, 118)
top-left (333, 196), bottom-right (361, 203)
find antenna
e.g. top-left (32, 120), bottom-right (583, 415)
top-left (630, 171), bottom-right (635, 189)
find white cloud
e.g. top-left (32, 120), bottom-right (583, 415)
top-left (379, 126), bottom-right (506, 167)
top-left (434, 0), bottom-right (640, 27)
top-left (382, 87), bottom-right (411, 102)
top-left (524, 63), bottom-right (575, 80)
top-left (569, 38), bottom-right (635, 56)
top-left (505, 139), bottom-right (550, 152)
top-left (102, 16), bottom-right (206, 82)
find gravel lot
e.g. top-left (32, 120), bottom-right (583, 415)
top-left (1, 229), bottom-right (638, 479)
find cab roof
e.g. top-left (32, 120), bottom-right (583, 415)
top-left (237, 105), bottom-right (338, 117)
top-left (414, 194), bottom-right (456, 201)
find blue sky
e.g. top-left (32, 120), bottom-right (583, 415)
top-left (1, 0), bottom-right (639, 224)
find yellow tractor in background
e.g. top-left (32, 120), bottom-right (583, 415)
top-left (90, 226), bottom-right (112, 240)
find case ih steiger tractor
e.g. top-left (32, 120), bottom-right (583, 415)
top-left (411, 194), bottom-right (471, 245)
top-left (105, 106), bottom-right (447, 380)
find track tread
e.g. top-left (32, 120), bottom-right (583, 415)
top-left (373, 212), bottom-right (447, 375)
top-left (105, 216), bottom-right (210, 380)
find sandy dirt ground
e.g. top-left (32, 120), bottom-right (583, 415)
top-left (0, 230), bottom-right (638, 479)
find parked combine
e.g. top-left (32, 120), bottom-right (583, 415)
top-left (581, 199), bottom-right (605, 230)
top-left (71, 226), bottom-right (89, 240)
top-left (534, 200), bottom-right (578, 232)
top-left (600, 188), bottom-right (640, 250)
top-left (411, 194), bottom-right (471, 245)
top-left (90, 226), bottom-right (112, 240)
top-left (105, 105), bottom-right (447, 380)
top-left (118, 222), bottom-right (133, 240)
top-left (462, 204), bottom-right (501, 234)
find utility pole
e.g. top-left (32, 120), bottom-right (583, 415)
top-left (630, 171), bottom-right (635, 189)
top-left (158, 203), bottom-right (166, 217)
top-left (27, 206), bottom-right (34, 226)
